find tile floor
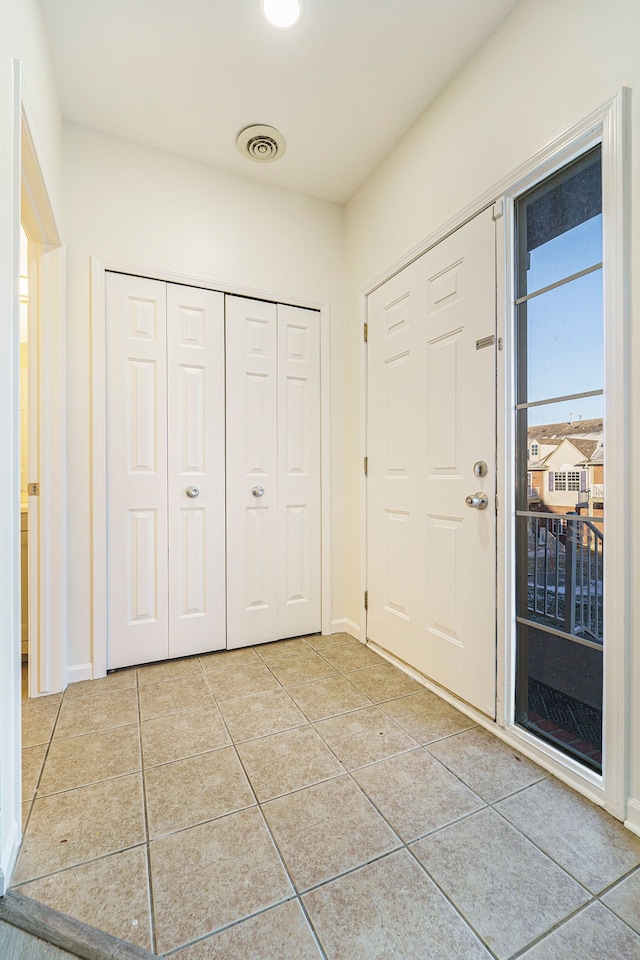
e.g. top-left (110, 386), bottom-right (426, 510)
top-left (14, 634), bottom-right (640, 959)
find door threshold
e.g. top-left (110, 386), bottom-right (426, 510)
top-left (0, 890), bottom-right (157, 960)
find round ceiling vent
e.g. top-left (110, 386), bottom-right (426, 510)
top-left (236, 124), bottom-right (286, 163)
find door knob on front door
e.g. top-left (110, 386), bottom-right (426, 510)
top-left (186, 485), bottom-right (200, 499)
top-left (465, 492), bottom-right (488, 510)
top-left (252, 485), bottom-right (265, 497)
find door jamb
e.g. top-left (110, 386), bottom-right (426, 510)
top-left (20, 88), bottom-right (66, 699)
top-left (91, 259), bottom-right (332, 679)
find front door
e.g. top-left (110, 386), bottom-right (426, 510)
top-left (366, 208), bottom-right (497, 716)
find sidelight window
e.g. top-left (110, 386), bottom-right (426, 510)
top-left (514, 145), bottom-right (604, 772)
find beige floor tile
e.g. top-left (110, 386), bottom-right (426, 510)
top-left (173, 900), bottom-right (322, 959)
top-left (496, 778), bottom-right (640, 893)
top-left (22, 801), bottom-right (31, 829)
top-left (267, 650), bottom-right (338, 687)
top-left (353, 748), bottom-right (484, 842)
top-left (200, 647), bottom-right (261, 672)
top-left (14, 847), bottom-right (152, 951)
top-left (303, 849), bottom-right (491, 960)
top-left (218, 688), bottom-right (307, 743)
top-left (287, 674), bottom-right (372, 721)
top-left (380, 689), bottom-right (477, 743)
top-left (22, 744), bottom-right (47, 801)
top-left (305, 632), bottom-right (359, 650)
top-left (13, 774), bottom-right (146, 883)
top-left (519, 902), bottom-right (640, 960)
top-left (427, 726), bottom-right (545, 802)
top-left (53, 688), bottom-right (139, 740)
top-left (255, 638), bottom-right (315, 661)
top-left (141, 703), bottom-right (230, 767)
top-left (64, 670), bottom-right (136, 700)
top-left (237, 725), bottom-right (343, 801)
top-left (263, 775), bottom-right (400, 890)
top-left (137, 656), bottom-right (203, 686)
top-left (138, 675), bottom-right (213, 720)
top-left (317, 642), bottom-right (382, 673)
top-left (314, 706), bottom-right (418, 771)
top-left (38, 724), bottom-right (141, 795)
top-left (205, 663), bottom-right (280, 702)
top-left (145, 747), bottom-right (255, 838)
top-left (412, 807), bottom-right (589, 959)
top-left (345, 663), bottom-right (425, 703)
top-left (602, 867), bottom-right (640, 934)
top-left (22, 696), bottom-right (61, 747)
top-left (150, 807), bottom-right (293, 953)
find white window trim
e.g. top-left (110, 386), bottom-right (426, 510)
top-left (496, 91), bottom-right (630, 820)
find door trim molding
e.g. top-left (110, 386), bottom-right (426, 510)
top-left (360, 91), bottom-right (629, 818)
top-left (91, 258), bottom-right (332, 678)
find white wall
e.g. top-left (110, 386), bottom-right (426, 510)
top-left (344, 0), bottom-right (640, 819)
top-left (0, 0), bottom-right (63, 892)
top-left (63, 122), bottom-right (347, 672)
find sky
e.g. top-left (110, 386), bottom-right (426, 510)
top-left (521, 214), bottom-right (603, 428)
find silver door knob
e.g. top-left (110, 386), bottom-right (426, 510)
top-left (465, 492), bottom-right (488, 510)
top-left (252, 485), bottom-right (265, 498)
top-left (186, 485), bottom-right (200, 499)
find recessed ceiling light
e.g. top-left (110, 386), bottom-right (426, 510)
top-left (262, 0), bottom-right (303, 29)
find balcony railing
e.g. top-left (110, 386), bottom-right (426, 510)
top-left (527, 485), bottom-right (541, 500)
top-left (528, 514), bottom-right (603, 644)
top-left (591, 483), bottom-right (604, 500)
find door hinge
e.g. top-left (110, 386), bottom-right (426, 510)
top-left (492, 199), bottom-right (504, 221)
top-left (364, 456), bottom-right (368, 476)
top-left (363, 322), bottom-right (368, 343)
top-left (364, 590), bottom-right (368, 611)
top-left (27, 482), bottom-right (39, 497)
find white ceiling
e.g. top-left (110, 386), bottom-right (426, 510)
top-left (41, 0), bottom-right (518, 204)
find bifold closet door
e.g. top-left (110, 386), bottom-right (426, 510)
top-left (225, 295), bottom-right (321, 648)
top-left (167, 283), bottom-right (226, 659)
top-left (106, 273), bottom-right (226, 669)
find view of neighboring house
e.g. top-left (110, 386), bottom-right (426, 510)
top-left (527, 417), bottom-right (604, 518)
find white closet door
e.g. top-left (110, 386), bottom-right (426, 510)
top-left (226, 296), bottom-right (279, 646)
top-left (106, 273), bottom-right (168, 669)
top-left (277, 304), bottom-right (321, 638)
top-left (167, 284), bottom-right (226, 657)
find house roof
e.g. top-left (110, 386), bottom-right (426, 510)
top-left (528, 418), bottom-right (603, 443)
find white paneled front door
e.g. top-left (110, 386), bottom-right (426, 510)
top-left (106, 274), bottom-right (226, 669)
top-left (226, 296), bottom-right (321, 648)
top-left (367, 208), bottom-right (497, 717)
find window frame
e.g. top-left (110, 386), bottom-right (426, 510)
top-left (495, 92), bottom-right (630, 819)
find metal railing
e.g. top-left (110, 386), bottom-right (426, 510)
top-left (528, 514), bottom-right (603, 643)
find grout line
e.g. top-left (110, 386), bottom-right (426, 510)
top-left (135, 670), bottom-right (158, 956)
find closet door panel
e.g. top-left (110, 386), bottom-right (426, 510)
top-left (167, 284), bottom-right (226, 657)
top-left (106, 272), bottom-right (168, 668)
top-left (226, 296), bottom-right (279, 647)
top-left (277, 304), bottom-right (322, 638)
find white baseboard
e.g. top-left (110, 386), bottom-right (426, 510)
top-left (625, 798), bottom-right (640, 837)
top-left (0, 817), bottom-right (20, 895)
top-left (66, 662), bottom-right (93, 685)
top-left (331, 618), bottom-right (361, 640)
